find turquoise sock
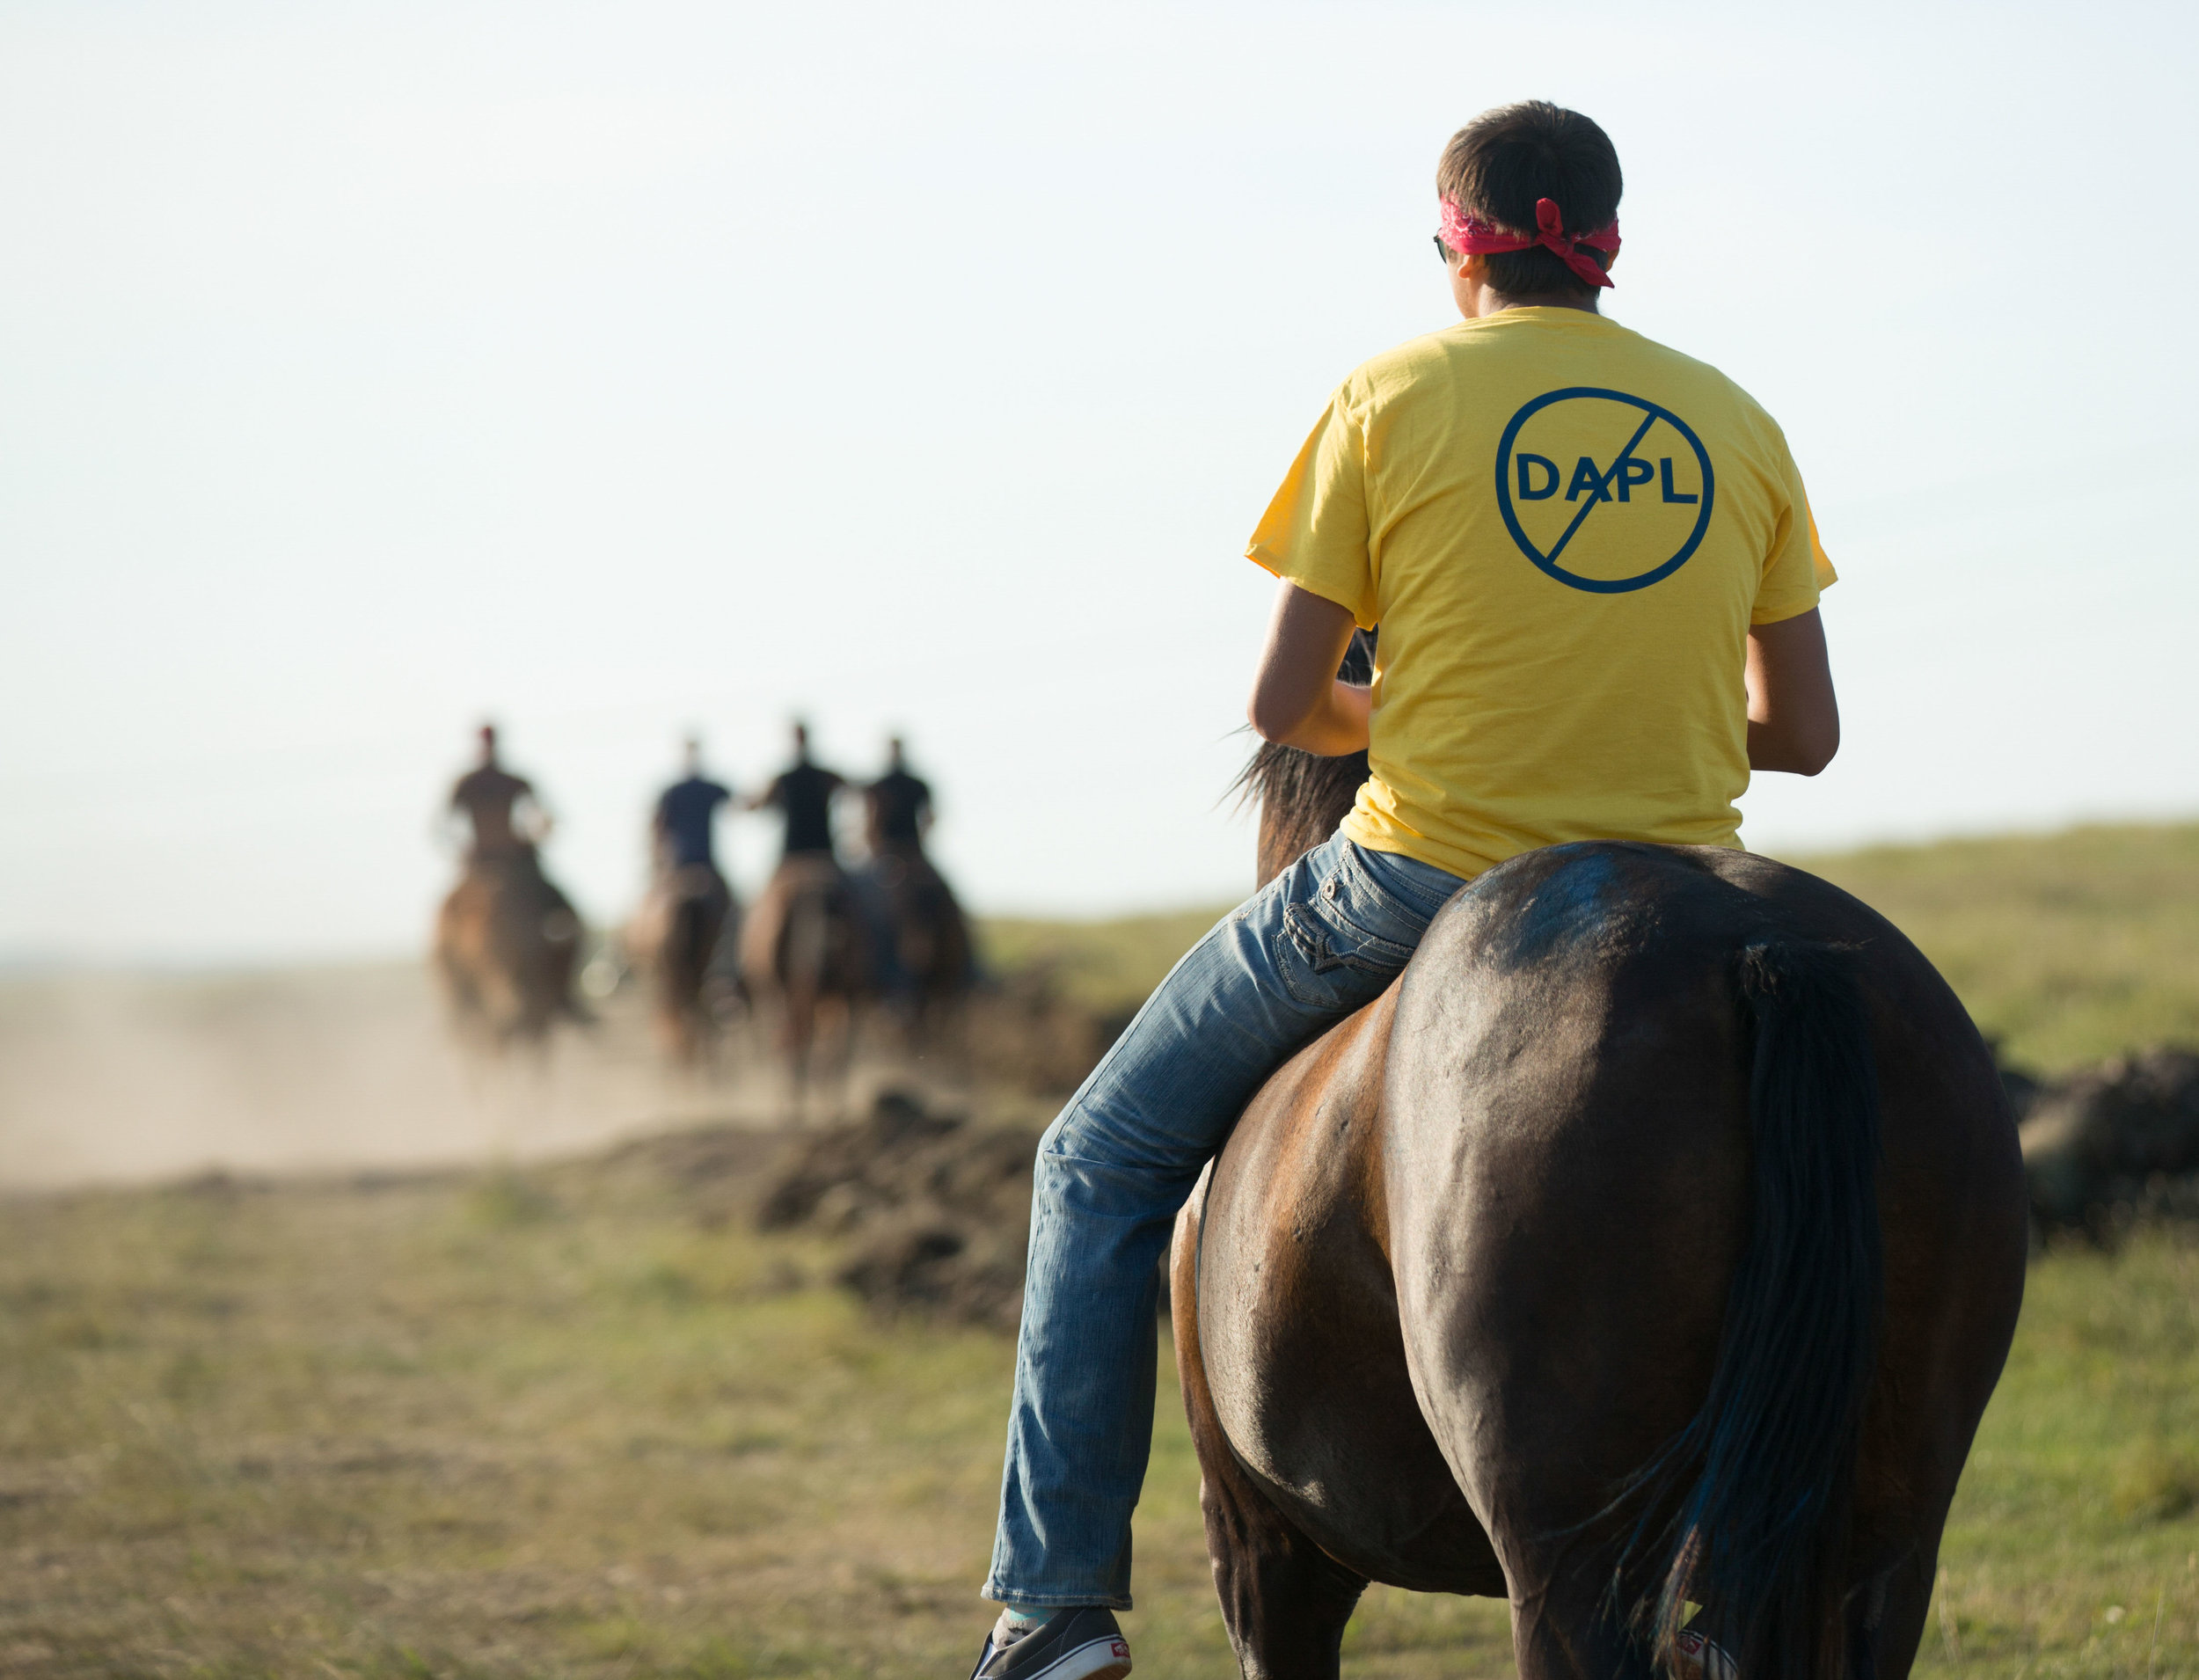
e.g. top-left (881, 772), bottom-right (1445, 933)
top-left (1003, 1607), bottom-right (1056, 1633)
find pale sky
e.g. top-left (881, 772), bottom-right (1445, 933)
top-left (2, 0), bottom-right (2194, 964)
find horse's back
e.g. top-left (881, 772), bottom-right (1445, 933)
top-left (1382, 839), bottom-right (2022, 1428)
top-left (1380, 842), bottom-right (2026, 1657)
top-left (634, 865), bottom-right (734, 965)
top-left (742, 855), bottom-right (868, 997)
top-left (870, 844), bottom-right (972, 996)
top-left (1184, 839), bottom-right (2027, 1669)
top-left (435, 850), bottom-right (583, 1038)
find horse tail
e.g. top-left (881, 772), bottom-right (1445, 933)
top-left (782, 880), bottom-right (829, 996)
top-left (1618, 939), bottom-right (1885, 1680)
top-left (673, 890), bottom-right (712, 993)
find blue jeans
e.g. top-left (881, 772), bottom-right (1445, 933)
top-left (984, 834), bottom-right (1466, 1609)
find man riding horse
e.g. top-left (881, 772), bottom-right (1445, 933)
top-left (435, 723), bottom-right (585, 1042)
top-left (740, 722), bottom-right (871, 1099)
top-left (860, 736), bottom-right (973, 1033)
top-left (633, 736), bottom-right (737, 1058)
top-left (449, 723), bottom-right (547, 864)
top-left (967, 104), bottom-right (2022, 1680)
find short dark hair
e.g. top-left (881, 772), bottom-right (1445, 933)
top-left (1437, 102), bottom-right (1623, 301)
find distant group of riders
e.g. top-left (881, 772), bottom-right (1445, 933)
top-left (433, 719), bottom-right (970, 1073)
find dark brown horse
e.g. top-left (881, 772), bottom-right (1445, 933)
top-left (434, 847), bottom-right (588, 1045)
top-left (866, 841), bottom-right (974, 1044)
top-left (630, 862), bottom-right (739, 1063)
top-left (740, 856), bottom-right (872, 1114)
top-left (1173, 735), bottom-right (2027, 1680)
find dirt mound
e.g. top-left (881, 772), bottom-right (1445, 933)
top-left (758, 1091), bottom-right (1038, 1332)
top-left (2020, 1048), bottom-right (2199, 1232)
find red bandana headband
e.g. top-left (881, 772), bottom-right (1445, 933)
top-left (1437, 196), bottom-right (1620, 290)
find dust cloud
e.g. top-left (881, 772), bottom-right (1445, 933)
top-left (0, 963), bottom-right (810, 1191)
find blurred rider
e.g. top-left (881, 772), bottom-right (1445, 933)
top-left (654, 735), bottom-right (733, 876)
top-left (864, 735), bottom-right (933, 855)
top-left (448, 723), bottom-right (545, 863)
top-left (748, 720), bottom-right (844, 862)
top-left (856, 734), bottom-right (961, 1002)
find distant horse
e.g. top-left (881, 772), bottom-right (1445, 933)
top-left (1172, 732), bottom-right (2028, 1679)
top-left (864, 841), bottom-right (974, 1045)
top-left (740, 855), bottom-right (871, 1114)
top-left (629, 862), bottom-right (739, 1063)
top-left (435, 848), bottom-right (588, 1045)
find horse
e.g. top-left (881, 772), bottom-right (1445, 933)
top-left (739, 854), bottom-right (872, 1115)
top-left (628, 861), bottom-right (740, 1063)
top-left (863, 840), bottom-right (975, 1047)
top-left (434, 846), bottom-right (588, 1046)
top-left (1171, 733), bottom-right (2028, 1680)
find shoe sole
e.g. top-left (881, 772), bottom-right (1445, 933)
top-left (1016, 1635), bottom-right (1132, 1680)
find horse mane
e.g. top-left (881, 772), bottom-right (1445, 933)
top-left (1235, 738), bottom-right (1370, 827)
top-left (1232, 628), bottom-right (1377, 866)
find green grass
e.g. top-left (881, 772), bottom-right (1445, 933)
top-left (1930, 1230), bottom-right (2199, 1677)
top-left (2, 1154), bottom-right (2195, 1676)
top-left (4, 819), bottom-right (2194, 1673)
top-left (1791, 822), bottom-right (2199, 1075)
top-left (977, 906), bottom-right (1233, 1017)
top-left (981, 822), bottom-right (2199, 1077)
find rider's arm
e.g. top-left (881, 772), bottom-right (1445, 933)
top-left (1746, 609), bottom-right (1839, 776)
top-left (439, 778), bottom-right (473, 850)
top-left (515, 792), bottom-right (553, 843)
top-left (1247, 581), bottom-right (1370, 756)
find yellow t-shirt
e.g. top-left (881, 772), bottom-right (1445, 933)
top-left (1247, 307), bottom-right (1835, 881)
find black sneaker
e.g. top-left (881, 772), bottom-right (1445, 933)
top-left (968, 1607), bottom-right (1132, 1680)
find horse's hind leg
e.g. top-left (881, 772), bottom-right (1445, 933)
top-left (1170, 1196), bottom-right (1365, 1680)
top-left (1494, 1538), bottom-right (1653, 1680)
top-left (1197, 1450), bottom-right (1367, 1680)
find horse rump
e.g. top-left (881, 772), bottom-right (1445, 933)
top-left (873, 845), bottom-right (972, 1004)
top-left (1611, 938), bottom-right (1885, 1680)
top-left (741, 857), bottom-right (872, 1005)
top-left (435, 850), bottom-right (588, 1041)
top-left (664, 866), bottom-right (733, 993)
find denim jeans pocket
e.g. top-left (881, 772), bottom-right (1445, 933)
top-left (1274, 864), bottom-right (1421, 1010)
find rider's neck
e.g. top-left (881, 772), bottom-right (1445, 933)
top-left (1448, 252), bottom-right (1604, 321)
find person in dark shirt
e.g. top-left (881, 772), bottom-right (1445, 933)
top-left (866, 736), bottom-right (933, 853)
top-left (654, 737), bottom-right (732, 871)
top-left (448, 724), bottom-right (544, 860)
top-left (749, 720), bottom-right (844, 860)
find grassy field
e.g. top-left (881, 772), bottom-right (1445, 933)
top-left (978, 822), bottom-right (2199, 1077)
top-left (977, 906), bottom-right (1234, 1018)
top-left (5, 819), bottom-right (2196, 1676)
top-left (1794, 823), bottom-right (2199, 1075)
top-left (2, 1144), bottom-right (2195, 1679)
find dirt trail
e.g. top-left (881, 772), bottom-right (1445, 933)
top-left (0, 962), bottom-right (888, 1191)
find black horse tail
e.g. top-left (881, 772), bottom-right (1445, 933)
top-left (1617, 939), bottom-right (1885, 1680)
top-left (672, 891), bottom-right (713, 989)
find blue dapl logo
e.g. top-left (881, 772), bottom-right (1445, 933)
top-left (1494, 387), bottom-right (1715, 594)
